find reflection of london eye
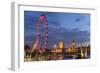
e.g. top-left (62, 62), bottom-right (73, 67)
top-left (32, 14), bottom-right (48, 52)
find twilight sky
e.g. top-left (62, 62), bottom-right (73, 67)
top-left (24, 11), bottom-right (90, 48)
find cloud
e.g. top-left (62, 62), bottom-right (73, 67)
top-left (75, 18), bottom-right (81, 22)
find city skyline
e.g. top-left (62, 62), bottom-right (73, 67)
top-left (24, 11), bottom-right (90, 48)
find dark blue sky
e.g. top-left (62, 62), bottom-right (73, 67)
top-left (24, 11), bottom-right (90, 48)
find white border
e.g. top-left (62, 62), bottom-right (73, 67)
top-left (11, 1), bottom-right (97, 71)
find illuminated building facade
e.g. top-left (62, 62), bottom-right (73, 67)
top-left (53, 43), bottom-right (57, 49)
top-left (58, 40), bottom-right (64, 49)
